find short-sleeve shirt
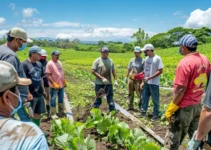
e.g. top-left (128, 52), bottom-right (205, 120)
top-left (128, 57), bottom-right (144, 74)
top-left (92, 57), bottom-right (115, 85)
top-left (46, 60), bottom-right (65, 88)
top-left (0, 118), bottom-right (48, 150)
top-left (144, 55), bottom-right (164, 85)
top-left (39, 59), bottom-right (49, 87)
top-left (0, 45), bottom-right (28, 99)
top-left (174, 53), bottom-right (211, 108)
top-left (22, 59), bottom-right (44, 97)
top-left (202, 71), bottom-right (211, 108)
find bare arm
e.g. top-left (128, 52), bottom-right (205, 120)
top-left (148, 68), bottom-right (163, 80)
top-left (92, 70), bottom-right (104, 80)
top-left (173, 85), bottom-right (187, 105)
top-left (125, 69), bottom-right (131, 78)
top-left (112, 70), bottom-right (117, 80)
top-left (46, 73), bottom-right (55, 84)
top-left (195, 106), bottom-right (211, 140)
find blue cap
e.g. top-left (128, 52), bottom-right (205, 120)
top-left (29, 46), bottom-right (41, 53)
top-left (51, 50), bottom-right (60, 55)
top-left (101, 46), bottom-right (109, 52)
top-left (175, 34), bottom-right (198, 48)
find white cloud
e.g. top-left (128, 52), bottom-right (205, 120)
top-left (184, 8), bottom-right (211, 28)
top-left (132, 18), bottom-right (138, 21)
top-left (0, 30), bottom-right (9, 37)
top-left (48, 21), bottom-right (82, 27)
top-left (173, 11), bottom-right (182, 16)
top-left (55, 28), bottom-right (156, 41)
top-left (22, 8), bottom-right (39, 17)
top-left (0, 17), bottom-right (6, 25)
top-left (8, 3), bottom-right (16, 10)
top-left (21, 19), bottom-right (43, 27)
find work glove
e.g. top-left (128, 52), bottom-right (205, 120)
top-left (135, 72), bottom-right (145, 80)
top-left (165, 101), bottom-right (179, 123)
top-left (130, 72), bottom-right (145, 80)
top-left (64, 80), bottom-right (67, 87)
top-left (53, 82), bottom-right (60, 89)
top-left (101, 78), bottom-right (109, 84)
top-left (188, 131), bottom-right (202, 150)
top-left (124, 77), bottom-right (128, 83)
top-left (114, 80), bottom-right (118, 86)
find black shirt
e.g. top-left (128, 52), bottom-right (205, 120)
top-left (22, 59), bottom-right (44, 97)
top-left (39, 59), bottom-right (49, 87)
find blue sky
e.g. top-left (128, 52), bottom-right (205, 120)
top-left (0, 0), bottom-right (211, 41)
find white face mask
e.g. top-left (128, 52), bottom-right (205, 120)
top-left (9, 92), bottom-right (22, 116)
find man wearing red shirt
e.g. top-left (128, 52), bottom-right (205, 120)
top-left (164, 34), bottom-right (211, 150)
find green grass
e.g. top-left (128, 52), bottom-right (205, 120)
top-left (17, 43), bottom-right (211, 87)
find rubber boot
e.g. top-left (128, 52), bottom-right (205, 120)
top-left (58, 103), bottom-right (65, 117)
top-left (46, 105), bottom-right (50, 118)
top-left (51, 107), bottom-right (59, 119)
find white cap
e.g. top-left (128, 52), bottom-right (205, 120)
top-left (141, 44), bottom-right (154, 51)
top-left (134, 46), bottom-right (141, 52)
top-left (38, 49), bottom-right (48, 56)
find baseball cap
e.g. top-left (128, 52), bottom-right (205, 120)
top-left (141, 44), bottom-right (154, 51)
top-left (134, 46), bottom-right (141, 52)
top-left (38, 49), bottom-right (48, 56)
top-left (101, 46), bottom-right (109, 52)
top-left (0, 61), bottom-right (31, 93)
top-left (29, 46), bottom-right (41, 53)
top-left (175, 34), bottom-right (198, 48)
top-left (51, 50), bottom-right (60, 55)
top-left (8, 27), bottom-right (33, 43)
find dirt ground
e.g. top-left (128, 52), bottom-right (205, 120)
top-left (40, 72), bottom-right (187, 150)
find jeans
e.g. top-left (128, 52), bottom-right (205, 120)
top-left (50, 88), bottom-right (64, 107)
top-left (16, 96), bottom-right (31, 122)
top-left (93, 84), bottom-right (115, 111)
top-left (141, 83), bottom-right (160, 116)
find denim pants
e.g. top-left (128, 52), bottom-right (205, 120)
top-left (50, 88), bottom-right (64, 107)
top-left (93, 84), bottom-right (115, 111)
top-left (141, 83), bottom-right (160, 116)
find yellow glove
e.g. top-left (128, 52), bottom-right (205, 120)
top-left (165, 101), bottom-right (179, 123)
top-left (64, 80), bottom-right (67, 87)
top-left (130, 74), bottom-right (135, 80)
top-left (53, 82), bottom-right (60, 89)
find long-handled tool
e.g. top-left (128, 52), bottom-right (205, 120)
top-left (82, 83), bottom-right (107, 119)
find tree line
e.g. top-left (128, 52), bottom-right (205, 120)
top-left (0, 26), bottom-right (210, 52)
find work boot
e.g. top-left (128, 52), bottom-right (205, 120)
top-left (50, 107), bottom-right (59, 119)
top-left (58, 103), bottom-right (65, 117)
top-left (46, 105), bottom-right (50, 118)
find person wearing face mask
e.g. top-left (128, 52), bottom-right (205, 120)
top-left (22, 46), bottom-right (46, 127)
top-left (136, 44), bottom-right (164, 122)
top-left (46, 50), bottom-right (66, 119)
top-left (125, 46), bottom-right (145, 111)
top-left (164, 34), bottom-right (211, 150)
top-left (0, 61), bottom-right (48, 150)
top-left (38, 49), bottom-right (50, 117)
top-left (0, 27), bottom-right (33, 122)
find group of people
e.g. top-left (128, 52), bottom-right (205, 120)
top-left (91, 34), bottom-right (211, 150)
top-left (0, 26), bottom-right (211, 150)
top-left (0, 27), bottom-right (66, 149)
